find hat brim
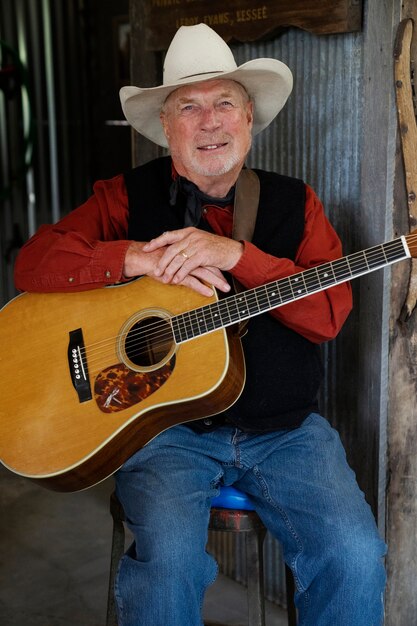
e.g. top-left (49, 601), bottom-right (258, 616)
top-left (120, 58), bottom-right (293, 148)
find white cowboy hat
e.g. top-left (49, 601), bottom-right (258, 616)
top-left (120, 23), bottom-right (293, 148)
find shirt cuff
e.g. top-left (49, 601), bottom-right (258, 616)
top-left (82, 240), bottom-right (132, 285)
top-left (230, 241), bottom-right (276, 287)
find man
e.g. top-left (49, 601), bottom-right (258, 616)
top-left (15, 23), bottom-right (386, 626)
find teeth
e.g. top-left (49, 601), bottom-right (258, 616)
top-left (201, 144), bottom-right (222, 150)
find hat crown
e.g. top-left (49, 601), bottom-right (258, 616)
top-left (163, 24), bottom-right (237, 85)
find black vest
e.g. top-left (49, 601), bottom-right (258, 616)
top-left (125, 157), bottom-right (322, 431)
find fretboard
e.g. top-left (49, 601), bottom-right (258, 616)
top-left (171, 236), bottom-right (410, 344)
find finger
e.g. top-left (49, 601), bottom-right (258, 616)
top-left (191, 267), bottom-right (231, 292)
top-left (155, 245), bottom-right (197, 278)
top-left (181, 275), bottom-right (215, 297)
top-left (143, 228), bottom-right (193, 252)
top-left (152, 272), bottom-right (214, 297)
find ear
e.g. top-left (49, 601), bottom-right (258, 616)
top-left (160, 112), bottom-right (170, 141)
top-left (246, 101), bottom-right (254, 128)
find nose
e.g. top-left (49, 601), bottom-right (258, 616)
top-left (200, 106), bottom-right (221, 132)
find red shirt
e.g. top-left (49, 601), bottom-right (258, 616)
top-left (14, 173), bottom-right (352, 344)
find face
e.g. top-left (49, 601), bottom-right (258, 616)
top-left (160, 79), bottom-right (254, 189)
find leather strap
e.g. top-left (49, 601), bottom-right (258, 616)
top-left (232, 168), bottom-right (260, 242)
top-left (231, 168), bottom-right (260, 335)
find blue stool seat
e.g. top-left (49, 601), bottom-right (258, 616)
top-left (211, 485), bottom-right (255, 510)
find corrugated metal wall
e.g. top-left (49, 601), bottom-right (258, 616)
top-left (0, 0), bottom-right (91, 307)
top-left (206, 27), bottom-right (365, 606)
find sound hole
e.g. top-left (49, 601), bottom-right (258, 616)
top-left (124, 315), bottom-right (174, 369)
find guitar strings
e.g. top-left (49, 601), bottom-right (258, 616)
top-left (80, 237), bottom-right (411, 372)
top-left (86, 237), bottom-right (407, 366)
top-left (82, 237), bottom-right (409, 368)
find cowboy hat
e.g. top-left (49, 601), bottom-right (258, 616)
top-left (120, 23), bottom-right (293, 148)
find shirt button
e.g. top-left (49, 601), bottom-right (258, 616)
top-left (203, 418), bottom-right (213, 426)
top-left (105, 270), bottom-right (111, 278)
top-left (68, 277), bottom-right (74, 283)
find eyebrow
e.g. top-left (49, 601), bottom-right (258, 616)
top-left (176, 91), bottom-right (236, 104)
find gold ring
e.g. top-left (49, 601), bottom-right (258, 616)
top-left (180, 250), bottom-right (189, 259)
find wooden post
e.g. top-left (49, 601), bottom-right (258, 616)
top-left (386, 2), bottom-right (417, 623)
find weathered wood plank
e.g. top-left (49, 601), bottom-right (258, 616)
top-left (145, 0), bottom-right (363, 50)
top-left (386, 2), bottom-right (417, 623)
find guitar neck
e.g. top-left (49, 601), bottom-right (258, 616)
top-left (172, 235), bottom-right (411, 344)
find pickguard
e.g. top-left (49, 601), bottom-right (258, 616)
top-left (94, 356), bottom-right (176, 413)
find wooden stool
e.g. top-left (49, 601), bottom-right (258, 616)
top-left (208, 486), bottom-right (296, 626)
top-left (106, 487), bottom-right (297, 626)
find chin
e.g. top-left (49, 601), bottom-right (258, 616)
top-left (193, 154), bottom-right (242, 178)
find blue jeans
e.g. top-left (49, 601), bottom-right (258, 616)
top-left (114, 414), bottom-right (386, 625)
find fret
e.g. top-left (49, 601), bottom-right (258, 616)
top-left (208, 301), bottom-right (224, 330)
top-left (184, 311), bottom-right (197, 339)
top-left (277, 277), bottom-right (293, 302)
top-left (204, 302), bottom-right (221, 331)
top-left (256, 285), bottom-right (270, 310)
top-left (332, 258), bottom-right (351, 282)
top-left (302, 267), bottom-right (321, 293)
top-left (384, 240), bottom-right (408, 263)
top-left (363, 245), bottom-right (387, 270)
top-left (235, 294), bottom-right (246, 317)
top-left (312, 264), bottom-right (334, 290)
top-left (252, 287), bottom-right (262, 313)
top-left (345, 250), bottom-right (369, 275)
top-left (265, 281), bottom-right (283, 307)
top-left (173, 312), bottom-right (191, 342)
top-left (236, 293), bottom-right (254, 318)
top-left (220, 296), bottom-right (240, 324)
top-left (289, 273), bottom-right (307, 297)
top-left (194, 308), bottom-right (209, 334)
top-left (171, 316), bottom-right (183, 343)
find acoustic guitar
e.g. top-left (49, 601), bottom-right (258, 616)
top-left (1, 232), bottom-right (416, 492)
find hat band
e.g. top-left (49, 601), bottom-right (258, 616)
top-left (176, 70), bottom-right (226, 81)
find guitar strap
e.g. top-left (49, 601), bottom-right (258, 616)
top-left (231, 167), bottom-right (260, 335)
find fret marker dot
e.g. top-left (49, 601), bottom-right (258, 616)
top-left (323, 273), bottom-right (328, 278)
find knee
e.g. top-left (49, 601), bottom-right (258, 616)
top-left (326, 529), bottom-right (387, 585)
top-left (129, 522), bottom-right (216, 580)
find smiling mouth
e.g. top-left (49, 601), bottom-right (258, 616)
top-left (197, 143), bottom-right (228, 151)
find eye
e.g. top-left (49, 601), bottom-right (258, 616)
top-left (219, 100), bottom-right (234, 108)
top-left (179, 103), bottom-right (197, 114)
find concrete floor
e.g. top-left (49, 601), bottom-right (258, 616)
top-left (0, 465), bottom-right (288, 626)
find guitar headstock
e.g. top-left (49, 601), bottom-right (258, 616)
top-left (405, 230), bottom-right (417, 258)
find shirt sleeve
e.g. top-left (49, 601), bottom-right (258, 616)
top-left (14, 175), bottom-right (133, 292)
top-left (229, 185), bottom-right (353, 343)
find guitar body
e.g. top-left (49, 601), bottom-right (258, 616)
top-left (0, 277), bottom-right (245, 492)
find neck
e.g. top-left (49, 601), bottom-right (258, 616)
top-left (172, 161), bottom-right (242, 198)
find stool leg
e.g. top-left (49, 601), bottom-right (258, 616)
top-left (106, 497), bottom-right (126, 626)
top-left (245, 526), bottom-right (267, 626)
top-left (285, 564), bottom-right (297, 626)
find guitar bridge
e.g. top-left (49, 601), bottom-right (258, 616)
top-left (68, 328), bottom-right (92, 403)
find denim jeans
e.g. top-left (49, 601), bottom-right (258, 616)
top-left (114, 413), bottom-right (386, 625)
